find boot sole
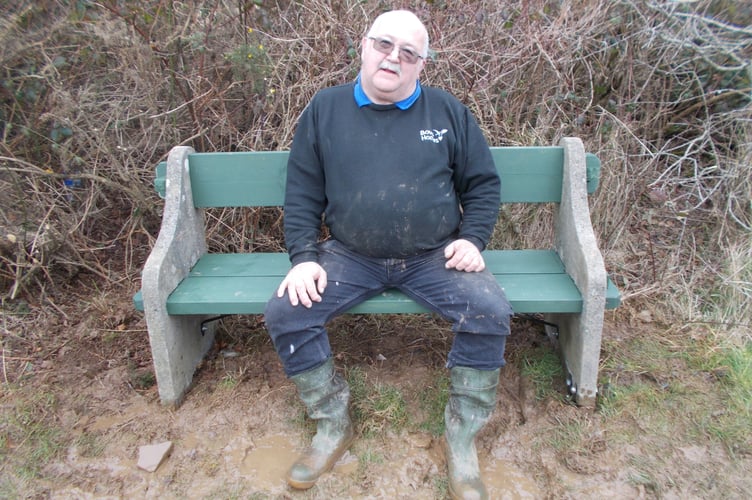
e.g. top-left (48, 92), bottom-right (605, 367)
top-left (443, 434), bottom-right (488, 500)
top-left (287, 432), bottom-right (356, 490)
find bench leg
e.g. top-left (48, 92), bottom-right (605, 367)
top-left (544, 312), bottom-right (602, 407)
top-left (551, 138), bottom-right (608, 408)
top-left (141, 145), bottom-right (210, 406)
top-left (144, 313), bottom-right (215, 407)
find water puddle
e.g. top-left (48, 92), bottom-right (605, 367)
top-left (236, 434), bottom-right (359, 491)
top-left (237, 434), bottom-right (299, 489)
top-left (87, 398), bottom-right (151, 432)
top-left (484, 459), bottom-right (543, 499)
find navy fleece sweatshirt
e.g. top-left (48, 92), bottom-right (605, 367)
top-left (283, 82), bottom-right (500, 265)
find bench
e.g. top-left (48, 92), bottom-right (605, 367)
top-left (134, 138), bottom-right (620, 408)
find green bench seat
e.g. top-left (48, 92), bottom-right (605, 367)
top-left (134, 250), bottom-right (620, 315)
top-left (135, 139), bottom-right (620, 407)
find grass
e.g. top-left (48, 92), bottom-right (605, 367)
top-left (217, 372), bottom-right (241, 390)
top-left (416, 370), bottom-right (450, 436)
top-left (357, 446), bottom-right (385, 466)
top-left (546, 415), bottom-right (590, 452)
top-left (129, 366), bottom-right (156, 390)
top-left (75, 432), bottom-right (106, 459)
top-left (695, 340), bottom-right (752, 456)
top-left (520, 345), bottom-right (565, 400)
top-left (432, 475), bottom-right (450, 498)
top-left (626, 454), bottom-right (663, 495)
top-left (343, 363), bottom-right (451, 438)
top-left (347, 366), bottom-right (408, 437)
top-left (598, 328), bottom-right (752, 455)
top-left (0, 389), bottom-right (68, 491)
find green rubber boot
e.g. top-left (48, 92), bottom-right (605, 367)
top-left (287, 359), bottom-right (355, 489)
top-left (444, 366), bottom-right (500, 500)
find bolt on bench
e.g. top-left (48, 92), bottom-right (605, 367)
top-left (134, 137), bottom-right (620, 408)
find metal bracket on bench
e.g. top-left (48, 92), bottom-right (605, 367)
top-left (565, 370), bottom-right (590, 401)
top-left (517, 313), bottom-right (560, 338)
top-left (518, 314), bottom-right (587, 402)
top-left (201, 315), bottom-right (230, 335)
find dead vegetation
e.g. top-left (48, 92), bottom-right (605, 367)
top-left (0, 0), bottom-right (750, 498)
top-left (1, 0), bottom-right (749, 324)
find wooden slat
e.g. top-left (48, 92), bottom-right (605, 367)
top-left (132, 249), bottom-right (621, 313)
top-left (190, 151), bottom-right (288, 207)
top-left (153, 147), bottom-right (602, 204)
top-left (164, 250), bottom-right (578, 314)
top-left (189, 250), bottom-right (565, 277)
top-left (164, 273), bottom-right (583, 315)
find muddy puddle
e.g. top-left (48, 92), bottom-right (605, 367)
top-left (200, 434), bottom-right (543, 499)
top-left (59, 428), bottom-right (545, 498)
top-left (222, 432), bottom-right (542, 498)
top-left (43, 348), bottom-right (650, 499)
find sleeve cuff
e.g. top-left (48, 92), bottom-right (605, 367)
top-left (460, 235), bottom-right (486, 252)
top-left (290, 251), bottom-right (318, 266)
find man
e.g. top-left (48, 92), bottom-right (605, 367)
top-left (264, 9), bottom-right (512, 499)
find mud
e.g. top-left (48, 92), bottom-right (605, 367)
top-left (5, 300), bottom-right (751, 499)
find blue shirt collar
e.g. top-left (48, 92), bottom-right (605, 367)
top-left (353, 74), bottom-right (421, 110)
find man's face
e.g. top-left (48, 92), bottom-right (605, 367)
top-left (360, 15), bottom-right (426, 104)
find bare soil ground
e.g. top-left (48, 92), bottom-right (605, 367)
top-left (2, 277), bottom-right (751, 499)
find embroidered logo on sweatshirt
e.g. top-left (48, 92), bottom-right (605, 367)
top-left (420, 129), bottom-right (448, 143)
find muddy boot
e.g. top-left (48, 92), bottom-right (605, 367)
top-left (444, 366), bottom-right (500, 500)
top-left (287, 358), bottom-right (355, 490)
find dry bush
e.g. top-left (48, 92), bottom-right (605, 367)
top-left (0, 0), bottom-right (749, 331)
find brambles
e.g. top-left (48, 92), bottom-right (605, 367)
top-left (0, 1), bottom-right (748, 330)
top-left (0, 2), bottom-right (749, 495)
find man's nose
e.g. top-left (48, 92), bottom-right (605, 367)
top-left (386, 46), bottom-right (401, 62)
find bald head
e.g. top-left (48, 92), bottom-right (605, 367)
top-left (366, 10), bottom-right (429, 58)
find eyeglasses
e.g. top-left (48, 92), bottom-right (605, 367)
top-left (368, 36), bottom-right (424, 64)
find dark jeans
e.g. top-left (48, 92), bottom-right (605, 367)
top-left (264, 239), bottom-right (513, 376)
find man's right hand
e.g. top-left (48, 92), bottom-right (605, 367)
top-left (276, 261), bottom-right (328, 308)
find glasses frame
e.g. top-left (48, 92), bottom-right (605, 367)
top-left (367, 36), bottom-right (425, 64)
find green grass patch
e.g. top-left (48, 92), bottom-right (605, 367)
top-left (432, 475), bottom-right (450, 498)
top-left (129, 368), bottom-right (156, 390)
top-left (217, 372), bottom-right (240, 390)
top-left (415, 370), bottom-right (449, 436)
top-left (599, 331), bottom-right (752, 455)
top-left (546, 415), bottom-right (589, 451)
top-left (346, 367), bottom-right (407, 437)
top-left (626, 454), bottom-right (663, 495)
top-left (520, 345), bottom-right (564, 400)
top-left (695, 341), bottom-right (752, 455)
top-left (0, 389), bottom-right (68, 484)
top-left (358, 446), bottom-right (385, 466)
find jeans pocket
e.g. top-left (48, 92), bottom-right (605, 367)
top-left (411, 245), bottom-right (447, 268)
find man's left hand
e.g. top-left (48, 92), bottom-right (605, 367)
top-left (444, 239), bottom-right (486, 272)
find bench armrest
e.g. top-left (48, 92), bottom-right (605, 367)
top-left (142, 146), bottom-right (207, 302)
top-left (556, 137), bottom-right (608, 303)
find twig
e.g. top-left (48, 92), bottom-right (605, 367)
top-left (41, 337), bottom-right (75, 360)
top-left (148, 88), bottom-right (215, 119)
top-left (1, 346), bottom-right (8, 385)
top-left (672, 88), bottom-right (752, 122)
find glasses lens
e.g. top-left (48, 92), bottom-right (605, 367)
top-left (373, 38), bottom-right (394, 55)
top-left (399, 48), bottom-right (418, 64)
top-left (371, 37), bottom-right (420, 64)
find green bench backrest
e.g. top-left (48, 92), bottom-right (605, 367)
top-left (154, 147), bottom-right (601, 206)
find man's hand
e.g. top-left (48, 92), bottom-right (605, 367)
top-left (444, 239), bottom-right (486, 272)
top-left (276, 261), bottom-right (328, 307)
